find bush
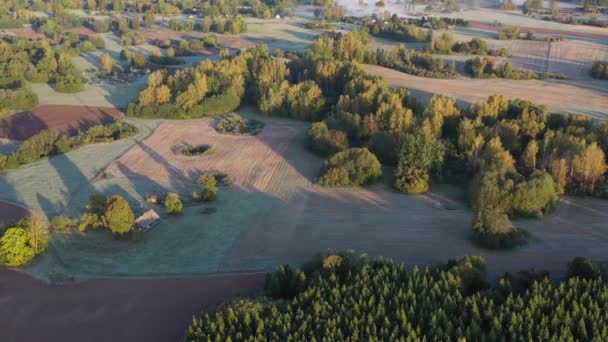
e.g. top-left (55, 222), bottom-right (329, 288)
top-left (591, 61), bottom-right (608, 80)
top-left (179, 144), bottom-right (215, 156)
top-left (308, 122), bottom-right (348, 157)
top-left (121, 31), bottom-right (145, 46)
top-left (317, 148), bottom-right (382, 187)
top-left (88, 36), bottom-right (106, 49)
top-left (165, 193), bottom-right (183, 215)
top-left (51, 215), bottom-right (76, 231)
top-left (216, 114), bottom-right (264, 135)
top-left (202, 36), bottom-right (218, 47)
top-left (566, 257), bottom-right (602, 280)
top-left (200, 174), bottom-right (218, 202)
top-left (80, 40), bottom-right (97, 52)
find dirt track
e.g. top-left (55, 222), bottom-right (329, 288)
top-left (0, 105), bottom-right (123, 140)
top-left (0, 270), bottom-right (264, 342)
top-left (363, 64), bottom-right (608, 118)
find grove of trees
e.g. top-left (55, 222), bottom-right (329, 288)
top-left (187, 252), bottom-right (608, 341)
top-left (0, 214), bottom-right (48, 267)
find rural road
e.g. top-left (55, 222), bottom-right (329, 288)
top-left (364, 64), bottom-right (608, 119)
top-left (0, 270), bottom-right (265, 342)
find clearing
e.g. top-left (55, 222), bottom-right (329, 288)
top-left (0, 105), bottom-right (123, 140)
top-left (20, 110), bottom-right (608, 280)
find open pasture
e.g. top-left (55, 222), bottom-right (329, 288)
top-left (20, 111), bottom-right (608, 280)
top-left (0, 105), bottom-right (123, 140)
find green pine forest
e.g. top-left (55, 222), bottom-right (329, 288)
top-left (187, 252), bottom-right (608, 341)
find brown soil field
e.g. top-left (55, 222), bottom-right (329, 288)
top-left (0, 200), bottom-right (30, 227)
top-left (506, 40), bottom-right (551, 73)
top-left (64, 26), bottom-right (97, 37)
top-left (105, 116), bottom-right (313, 199)
top-left (141, 28), bottom-right (182, 42)
top-left (0, 105), bottom-right (123, 140)
top-left (469, 20), bottom-right (608, 40)
top-left (0, 27), bottom-right (44, 40)
top-left (506, 40), bottom-right (608, 79)
top-left (547, 41), bottom-right (608, 78)
top-left (363, 64), bottom-right (608, 118)
top-left (217, 36), bottom-right (257, 50)
top-left (0, 270), bottom-right (264, 342)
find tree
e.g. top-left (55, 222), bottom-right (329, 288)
top-left (201, 174), bottom-right (218, 201)
top-left (394, 127), bottom-right (445, 194)
top-left (0, 228), bottom-right (35, 267)
top-left (165, 193), bottom-right (183, 215)
top-left (479, 137), bottom-right (516, 175)
top-left (131, 50), bottom-right (146, 69)
top-left (143, 11), bottom-right (154, 28)
top-left (99, 53), bottom-right (116, 74)
top-left (572, 143), bottom-right (607, 192)
top-left (24, 214), bottom-right (49, 255)
top-left (103, 195), bottom-right (135, 235)
top-left (521, 140), bottom-right (539, 174)
top-left (131, 15), bottom-right (140, 30)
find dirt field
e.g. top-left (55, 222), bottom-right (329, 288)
top-left (64, 26), bottom-right (97, 37)
top-left (0, 200), bottom-right (30, 227)
top-left (468, 20), bottom-right (608, 41)
top-left (21, 111), bottom-right (608, 280)
top-left (0, 26), bottom-right (44, 40)
top-left (363, 64), bottom-right (608, 118)
top-left (0, 105), bottom-right (123, 140)
top-left (0, 270), bottom-right (264, 342)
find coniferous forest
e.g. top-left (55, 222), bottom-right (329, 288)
top-left (187, 252), bottom-right (608, 341)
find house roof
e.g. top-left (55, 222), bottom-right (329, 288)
top-left (134, 209), bottom-right (160, 228)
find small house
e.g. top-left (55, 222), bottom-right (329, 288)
top-left (133, 209), bottom-right (161, 232)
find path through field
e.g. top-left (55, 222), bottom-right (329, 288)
top-left (363, 64), bottom-right (608, 118)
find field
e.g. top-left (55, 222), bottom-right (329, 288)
top-left (0, 105), bottom-right (123, 140)
top-left (363, 64), bottom-right (608, 118)
top-left (0, 270), bottom-right (264, 342)
top-left (0, 200), bottom-right (30, 227)
top-left (13, 109), bottom-right (606, 281)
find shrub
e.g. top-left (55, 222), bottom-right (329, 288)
top-left (78, 213), bottom-right (99, 232)
top-left (200, 174), bottom-right (218, 202)
top-left (165, 193), bottom-right (183, 215)
top-left (591, 61), bottom-right (608, 80)
top-left (179, 144), bottom-right (215, 156)
top-left (51, 215), bottom-right (76, 230)
top-left (202, 36), bottom-right (218, 47)
top-left (80, 40), bottom-right (97, 52)
top-left (566, 257), bottom-right (602, 280)
top-left (88, 35), bottom-right (106, 49)
top-left (216, 114), bottom-right (264, 135)
top-left (317, 148), bottom-right (382, 187)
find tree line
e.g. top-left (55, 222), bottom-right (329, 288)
top-left (187, 251), bottom-right (608, 341)
top-left (0, 121), bottom-right (137, 170)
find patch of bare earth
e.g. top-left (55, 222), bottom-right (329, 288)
top-left (0, 105), bottom-right (123, 140)
top-left (217, 36), bottom-right (257, 50)
top-left (0, 270), bottom-right (264, 342)
top-left (363, 64), bottom-right (608, 118)
top-left (0, 26), bottom-right (44, 40)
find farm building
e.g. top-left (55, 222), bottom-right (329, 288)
top-left (133, 210), bottom-right (161, 232)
